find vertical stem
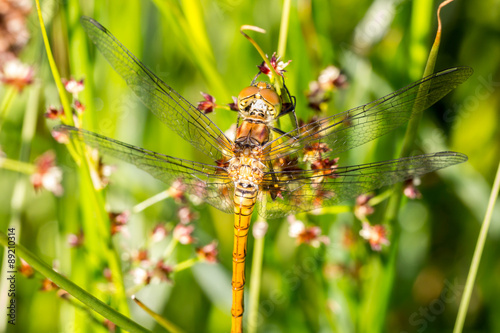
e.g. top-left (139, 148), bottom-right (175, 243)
top-left (247, 220), bottom-right (267, 333)
top-left (0, 83), bottom-right (40, 333)
top-left (277, 0), bottom-right (291, 58)
top-left (453, 161), bottom-right (500, 333)
top-left (34, 0), bottom-right (73, 124)
top-left (0, 86), bottom-right (17, 132)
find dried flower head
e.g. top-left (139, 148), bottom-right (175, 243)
top-left (257, 52), bottom-right (291, 79)
top-left (130, 267), bottom-right (150, 285)
top-left (96, 158), bottom-right (116, 189)
top-left (354, 194), bottom-right (375, 220)
top-left (317, 66), bottom-right (348, 90)
top-left (303, 142), bottom-right (332, 162)
top-left (151, 224), bottom-right (168, 243)
top-left (109, 211), bottom-right (130, 236)
top-left (196, 92), bottom-right (216, 114)
top-left (252, 220), bottom-right (268, 239)
top-left (74, 99), bottom-right (86, 114)
top-left (40, 278), bottom-right (58, 291)
top-left (228, 96), bottom-right (239, 111)
top-left (359, 222), bottom-right (390, 251)
top-left (63, 78), bottom-right (84, 96)
top-left (287, 215), bottom-right (329, 247)
top-left (167, 179), bottom-right (187, 203)
top-left (311, 157), bottom-right (339, 181)
top-left (173, 224), bottom-right (196, 245)
top-left (67, 230), bottom-right (84, 248)
top-left (30, 151), bottom-right (63, 196)
top-left (44, 106), bottom-right (64, 120)
top-left (403, 179), bottom-right (422, 199)
top-left (0, 59), bottom-right (33, 91)
top-left (0, 0), bottom-right (31, 65)
top-left (196, 241), bottom-right (218, 263)
top-left (178, 206), bottom-right (198, 225)
top-left (19, 258), bottom-right (34, 278)
top-left (51, 128), bottom-right (70, 144)
top-left (103, 319), bottom-right (116, 332)
top-left (306, 65), bottom-right (347, 112)
top-left (151, 260), bottom-right (173, 283)
top-left (131, 249), bottom-right (150, 265)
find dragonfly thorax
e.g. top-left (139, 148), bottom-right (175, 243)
top-left (234, 121), bottom-right (270, 152)
top-left (227, 155), bottom-right (266, 189)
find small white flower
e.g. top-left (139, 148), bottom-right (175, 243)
top-left (287, 215), bottom-right (305, 238)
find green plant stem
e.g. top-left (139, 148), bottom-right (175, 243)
top-left (277, 0), bottom-right (291, 58)
top-left (0, 86), bottom-right (17, 131)
top-left (316, 205), bottom-right (351, 215)
top-left (0, 157), bottom-right (36, 174)
top-left (173, 257), bottom-right (199, 272)
top-left (247, 225), bottom-right (265, 333)
top-left (163, 238), bottom-right (178, 260)
top-left (368, 189), bottom-right (393, 206)
top-left (132, 296), bottom-right (186, 333)
top-left (453, 160), bottom-right (500, 333)
top-left (132, 190), bottom-right (171, 214)
top-left (0, 83), bottom-right (40, 333)
top-left (0, 231), bottom-right (151, 333)
top-left (34, 0), bottom-right (73, 125)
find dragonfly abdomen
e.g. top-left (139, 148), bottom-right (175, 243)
top-left (231, 188), bottom-right (257, 332)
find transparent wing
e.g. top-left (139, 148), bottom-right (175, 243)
top-left (81, 17), bottom-right (232, 161)
top-left (58, 125), bottom-right (234, 214)
top-left (258, 152), bottom-right (467, 218)
top-left (264, 67), bottom-right (473, 160)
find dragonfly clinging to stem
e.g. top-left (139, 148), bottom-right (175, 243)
top-left (58, 16), bottom-right (473, 333)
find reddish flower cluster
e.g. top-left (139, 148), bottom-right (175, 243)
top-left (354, 194), bottom-right (375, 221)
top-left (0, 59), bottom-right (33, 91)
top-left (311, 157), bottom-right (339, 181)
top-left (287, 215), bottom-right (329, 248)
top-left (404, 179), bottom-right (422, 199)
top-left (257, 52), bottom-right (291, 79)
top-left (167, 179), bottom-right (188, 203)
top-left (196, 241), bottom-right (219, 263)
top-left (109, 211), bottom-right (130, 236)
top-left (306, 65), bottom-right (348, 111)
top-left (359, 222), bottom-right (390, 251)
top-left (173, 224), bottom-right (196, 245)
top-left (30, 151), bottom-right (63, 196)
top-left (40, 278), bottom-right (58, 292)
top-left (0, 0), bottom-right (31, 65)
top-left (67, 230), bottom-right (84, 248)
top-left (196, 92), bottom-right (216, 114)
top-left (19, 258), bottom-right (34, 278)
top-left (151, 224), bottom-right (168, 243)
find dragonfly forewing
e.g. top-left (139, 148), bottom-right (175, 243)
top-left (59, 125), bottom-right (235, 214)
top-left (258, 151), bottom-right (467, 218)
top-left (81, 17), bottom-right (232, 161)
top-left (264, 67), bottom-right (473, 161)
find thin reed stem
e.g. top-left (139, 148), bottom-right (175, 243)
top-left (277, 0), bottom-right (291, 58)
top-left (453, 161), bottom-right (500, 333)
top-left (132, 190), bottom-right (171, 214)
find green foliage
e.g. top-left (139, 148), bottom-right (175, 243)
top-left (1, 1), bottom-right (499, 332)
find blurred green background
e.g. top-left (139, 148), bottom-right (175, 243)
top-left (0, 0), bottom-right (499, 332)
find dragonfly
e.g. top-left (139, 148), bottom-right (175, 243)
top-left (59, 16), bottom-right (473, 333)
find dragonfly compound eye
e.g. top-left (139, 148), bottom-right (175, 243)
top-left (238, 86), bottom-right (260, 110)
top-left (259, 88), bottom-right (282, 117)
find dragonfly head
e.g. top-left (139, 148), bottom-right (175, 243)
top-left (237, 82), bottom-right (282, 121)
